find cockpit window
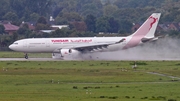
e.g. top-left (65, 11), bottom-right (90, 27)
top-left (14, 43), bottom-right (18, 45)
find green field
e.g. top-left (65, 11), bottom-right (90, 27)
top-left (0, 60), bottom-right (180, 101)
top-left (0, 51), bottom-right (51, 58)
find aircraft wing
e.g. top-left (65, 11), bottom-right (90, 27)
top-left (64, 43), bottom-right (110, 51)
top-left (61, 38), bottom-right (126, 52)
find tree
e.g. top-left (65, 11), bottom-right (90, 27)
top-left (12, 32), bottom-right (18, 42)
top-left (30, 13), bottom-right (40, 22)
top-left (0, 0), bottom-right (10, 20)
top-left (71, 21), bottom-right (87, 32)
top-left (96, 16), bottom-right (110, 33)
top-left (0, 25), bottom-right (5, 34)
top-left (37, 16), bottom-right (48, 25)
top-left (36, 16), bottom-right (50, 30)
top-left (85, 14), bottom-right (96, 32)
top-left (114, 0), bottom-right (164, 8)
top-left (0, 35), bottom-right (12, 47)
top-left (51, 28), bottom-right (70, 37)
top-left (24, 0), bottom-right (52, 16)
top-left (9, 0), bottom-right (25, 19)
top-left (55, 16), bottom-right (68, 25)
top-left (42, 32), bottom-right (50, 38)
top-left (35, 23), bottom-right (50, 30)
top-left (80, 3), bottom-right (101, 17)
top-left (17, 23), bottom-right (31, 35)
top-left (119, 20), bottom-right (133, 34)
top-left (3, 12), bottom-right (18, 21)
top-left (108, 17), bottom-right (119, 33)
top-left (103, 4), bottom-right (118, 16)
top-left (76, 31), bottom-right (95, 37)
top-left (62, 12), bottom-right (82, 21)
top-left (95, 16), bottom-right (120, 33)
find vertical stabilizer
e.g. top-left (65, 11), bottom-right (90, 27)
top-left (130, 13), bottom-right (161, 38)
top-left (123, 13), bottom-right (161, 49)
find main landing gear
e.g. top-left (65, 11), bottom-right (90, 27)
top-left (24, 53), bottom-right (28, 59)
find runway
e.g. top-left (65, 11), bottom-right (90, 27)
top-left (1, 58), bottom-right (180, 61)
top-left (0, 58), bottom-right (63, 61)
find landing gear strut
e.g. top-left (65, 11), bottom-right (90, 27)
top-left (58, 49), bottom-right (63, 57)
top-left (25, 53), bottom-right (28, 59)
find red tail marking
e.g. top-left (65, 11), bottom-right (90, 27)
top-left (149, 16), bottom-right (158, 30)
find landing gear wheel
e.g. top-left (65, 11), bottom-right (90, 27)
top-left (25, 53), bottom-right (28, 59)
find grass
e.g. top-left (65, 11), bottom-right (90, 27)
top-left (0, 60), bottom-right (180, 101)
top-left (0, 51), bottom-right (51, 58)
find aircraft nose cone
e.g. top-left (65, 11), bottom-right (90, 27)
top-left (9, 44), bottom-right (14, 50)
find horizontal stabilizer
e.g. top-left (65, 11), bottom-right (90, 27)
top-left (141, 37), bottom-right (158, 43)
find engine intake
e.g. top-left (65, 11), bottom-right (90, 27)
top-left (60, 49), bottom-right (79, 57)
top-left (52, 48), bottom-right (80, 59)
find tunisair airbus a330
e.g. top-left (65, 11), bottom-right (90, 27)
top-left (9, 13), bottom-right (161, 60)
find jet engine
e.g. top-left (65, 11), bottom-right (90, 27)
top-left (52, 49), bottom-right (81, 60)
top-left (60, 49), bottom-right (80, 56)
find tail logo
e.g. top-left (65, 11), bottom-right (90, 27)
top-left (122, 13), bottom-right (160, 49)
top-left (149, 16), bottom-right (158, 30)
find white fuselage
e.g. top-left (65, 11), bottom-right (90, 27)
top-left (9, 37), bottom-right (132, 53)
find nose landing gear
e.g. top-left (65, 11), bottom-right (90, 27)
top-left (24, 53), bottom-right (28, 59)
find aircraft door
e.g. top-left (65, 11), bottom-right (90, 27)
top-left (46, 40), bottom-right (50, 47)
top-left (23, 41), bottom-right (27, 47)
top-left (93, 36), bottom-right (97, 43)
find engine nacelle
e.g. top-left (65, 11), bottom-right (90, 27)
top-left (52, 49), bottom-right (81, 60)
top-left (60, 49), bottom-right (79, 56)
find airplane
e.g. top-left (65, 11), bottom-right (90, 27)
top-left (9, 13), bottom-right (161, 60)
